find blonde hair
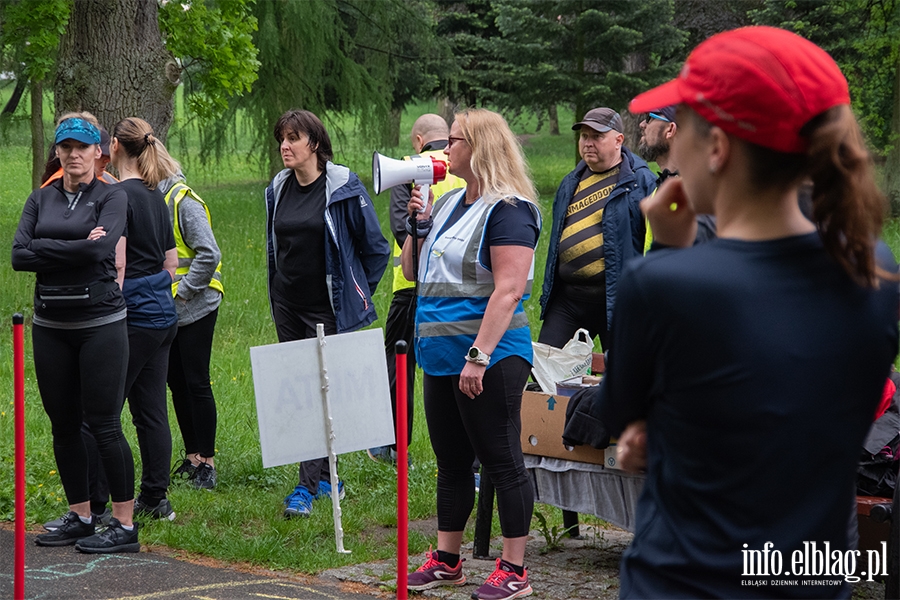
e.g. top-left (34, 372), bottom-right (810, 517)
top-left (455, 109), bottom-right (538, 205)
top-left (112, 117), bottom-right (181, 189)
top-left (57, 111), bottom-right (100, 128)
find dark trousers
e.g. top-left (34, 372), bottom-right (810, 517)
top-left (384, 288), bottom-right (416, 448)
top-left (424, 355), bottom-right (534, 538)
top-left (168, 309), bottom-right (219, 458)
top-left (33, 320), bottom-right (134, 504)
top-left (125, 323), bottom-right (178, 500)
top-left (271, 298), bottom-right (337, 494)
top-left (538, 282), bottom-right (609, 350)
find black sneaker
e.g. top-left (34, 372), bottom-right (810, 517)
top-left (133, 496), bottom-right (176, 521)
top-left (75, 518), bottom-right (140, 554)
top-left (192, 463), bottom-right (217, 490)
top-left (44, 507), bottom-right (111, 531)
top-left (35, 511), bottom-right (94, 546)
top-left (171, 458), bottom-right (197, 480)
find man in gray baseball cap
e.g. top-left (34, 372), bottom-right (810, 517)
top-left (538, 107), bottom-right (656, 352)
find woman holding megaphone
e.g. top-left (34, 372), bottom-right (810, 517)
top-left (401, 108), bottom-right (542, 600)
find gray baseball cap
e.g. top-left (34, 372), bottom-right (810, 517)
top-left (572, 107), bottom-right (623, 133)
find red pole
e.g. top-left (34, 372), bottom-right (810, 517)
top-left (395, 340), bottom-right (409, 600)
top-left (13, 313), bottom-right (25, 600)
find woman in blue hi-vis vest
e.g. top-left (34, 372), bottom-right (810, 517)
top-left (401, 109), bottom-right (542, 600)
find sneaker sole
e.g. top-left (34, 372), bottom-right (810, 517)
top-left (35, 536), bottom-right (88, 547)
top-left (75, 541), bottom-right (141, 554)
top-left (134, 510), bottom-right (176, 521)
top-left (470, 584), bottom-right (532, 600)
top-left (283, 509), bottom-right (311, 519)
top-left (408, 575), bottom-right (466, 591)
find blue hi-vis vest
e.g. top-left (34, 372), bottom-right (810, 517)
top-left (415, 189), bottom-right (541, 376)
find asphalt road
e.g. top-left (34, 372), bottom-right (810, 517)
top-left (0, 527), bottom-right (382, 600)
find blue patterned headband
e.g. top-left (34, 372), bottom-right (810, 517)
top-left (55, 118), bottom-right (101, 145)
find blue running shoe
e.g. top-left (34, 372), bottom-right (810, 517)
top-left (283, 485), bottom-right (315, 518)
top-left (316, 480), bottom-right (345, 501)
top-left (474, 473), bottom-right (481, 494)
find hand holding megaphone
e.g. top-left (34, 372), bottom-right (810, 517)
top-left (372, 151), bottom-right (448, 213)
top-left (408, 185), bottom-right (433, 219)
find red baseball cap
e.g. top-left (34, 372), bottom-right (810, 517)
top-left (629, 26), bottom-right (850, 154)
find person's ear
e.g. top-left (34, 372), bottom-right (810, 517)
top-left (615, 132), bottom-right (625, 148)
top-left (665, 123), bottom-right (677, 141)
top-left (707, 126), bottom-right (730, 175)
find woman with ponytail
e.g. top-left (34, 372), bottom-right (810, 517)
top-left (600, 27), bottom-right (899, 597)
top-left (109, 117), bottom-right (179, 521)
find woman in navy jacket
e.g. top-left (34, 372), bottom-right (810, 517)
top-left (264, 109), bottom-right (389, 518)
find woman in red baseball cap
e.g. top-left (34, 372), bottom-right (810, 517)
top-left (600, 26), bottom-right (899, 597)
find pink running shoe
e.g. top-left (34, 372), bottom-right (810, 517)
top-left (471, 559), bottom-right (532, 600)
top-left (407, 548), bottom-right (466, 591)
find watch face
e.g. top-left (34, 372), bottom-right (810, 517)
top-left (468, 347), bottom-right (479, 359)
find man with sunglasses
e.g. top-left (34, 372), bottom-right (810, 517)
top-left (538, 107), bottom-right (656, 352)
top-left (638, 106), bottom-right (716, 252)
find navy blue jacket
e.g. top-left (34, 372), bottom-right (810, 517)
top-left (265, 162), bottom-right (390, 333)
top-left (539, 147), bottom-right (656, 326)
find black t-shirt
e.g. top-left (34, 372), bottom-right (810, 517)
top-left (120, 179), bottom-right (176, 279)
top-left (272, 171), bottom-right (330, 309)
top-left (601, 234), bottom-right (899, 598)
top-left (441, 193), bottom-right (540, 270)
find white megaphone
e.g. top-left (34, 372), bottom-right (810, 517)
top-left (372, 152), bottom-right (448, 212)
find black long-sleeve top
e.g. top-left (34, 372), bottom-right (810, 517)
top-left (12, 177), bottom-right (127, 324)
top-left (601, 233), bottom-right (899, 598)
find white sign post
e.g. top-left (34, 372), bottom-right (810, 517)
top-left (250, 327), bottom-right (394, 553)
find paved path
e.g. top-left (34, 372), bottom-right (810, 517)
top-left (0, 528), bottom-right (382, 600)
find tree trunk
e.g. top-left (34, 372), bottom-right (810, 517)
top-left (3, 77), bottom-right (27, 115)
top-left (439, 97), bottom-right (458, 127)
top-left (548, 104), bottom-right (560, 135)
top-left (55, 0), bottom-right (180, 140)
top-left (885, 56), bottom-right (900, 216)
top-left (31, 79), bottom-right (45, 190)
top-left (574, 12), bottom-right (585, 166)
top-left (387, 107), bottom-right (402, 148)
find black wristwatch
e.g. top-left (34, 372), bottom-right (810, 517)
top-left (465, 346), bottom-right (490, 366)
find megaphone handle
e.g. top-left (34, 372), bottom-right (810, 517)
top-left (418, 185), bottom-right (429, 214)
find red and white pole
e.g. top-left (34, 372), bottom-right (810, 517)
top-left (395, 340), bottom-right (409, 600)
top-left (13, 313), bottom-right (25, 600)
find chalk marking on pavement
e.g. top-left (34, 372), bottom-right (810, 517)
top-left (4, 553), bottom-right (169, 581)
top-left (251, 594), bottom-right (298, 599)
top-left (272, 581), bottom-right (347, 599)
top-left (115, 579), bottom-right (350, 600)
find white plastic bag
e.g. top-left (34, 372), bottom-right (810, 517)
top-left (531, 328), bottom-right (593, 394)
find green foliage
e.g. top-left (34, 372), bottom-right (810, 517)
top-left (751, 0), bottom-right (900, 153)
top-left (437, 0), bottom-right (688, 118)
top-left (532, 508), bottom-right (577, 554)
top-left (0, 0), bottom-right (71, 81)
top-left (159, 0), bottom-right (260, 123)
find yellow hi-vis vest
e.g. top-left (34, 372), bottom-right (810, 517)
top-left (164, 183), bottom-right (225, 297)
top-left (392, 149), bottom-right (465, 293)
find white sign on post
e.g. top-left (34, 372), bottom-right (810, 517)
top-left (250, 327), bottom-right (395, 469)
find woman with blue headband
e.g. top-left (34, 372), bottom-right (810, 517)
top-left (12, 113), bottom-right (140, 553)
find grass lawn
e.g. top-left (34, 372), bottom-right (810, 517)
top-left (0, 96), bottom-right (597, 574)
top-left (3, 92), bottom-right (899, 576)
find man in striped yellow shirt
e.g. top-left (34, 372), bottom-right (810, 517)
top-left (539, 108), bottom-right (657, 351)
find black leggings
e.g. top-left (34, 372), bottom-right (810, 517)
top-left (168, 309), bottom-right (219, 458)
top-left (125, 322), bottom-right (178, 500)
top-left (33, 320), bottom-right (134, 504)
top-left (424, 355), bottom-right (533, 538)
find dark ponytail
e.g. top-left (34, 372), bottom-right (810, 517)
top-left (805, 105), bottom-right (888, 287)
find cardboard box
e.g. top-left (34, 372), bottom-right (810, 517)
top-left (520, 390), bottom-right (620, 468)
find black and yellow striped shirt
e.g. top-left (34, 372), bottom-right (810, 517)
top-left (557, 165), bottom-right (620, 284)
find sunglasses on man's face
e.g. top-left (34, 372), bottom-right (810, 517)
top-left (645, 112), bottom-right (672, 123)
